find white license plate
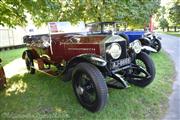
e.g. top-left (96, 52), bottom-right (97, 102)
top-left (111, 58), bottom-right (131, 69)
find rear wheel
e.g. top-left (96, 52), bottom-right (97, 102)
top-left (72, 63), bottom-right (108, 112)
top-left (25, 51), bottom-right (35, 74)
top-left (128, 52), bottom-right (155, 87)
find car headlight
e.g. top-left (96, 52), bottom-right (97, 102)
top-left (129, 40), bottom-right (142, 54)
top-left (106, 43), bottom-right (121, 59)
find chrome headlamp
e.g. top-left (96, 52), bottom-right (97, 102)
top-left (129, 40), bottom-right (142, 54)
top-left (106, 43), bottom-right (122, 59)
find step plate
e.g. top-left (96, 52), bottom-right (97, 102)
top-left (41, 69), bottom-right (59, 76)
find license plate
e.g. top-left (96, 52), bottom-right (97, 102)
top-left (110, 57), bottom-right (131, 69)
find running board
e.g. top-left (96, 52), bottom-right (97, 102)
top-left (30, 59), bottom-right (60, 77)
top-left (31, 66), bottom-right (59, 77)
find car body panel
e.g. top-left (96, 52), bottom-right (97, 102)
top-left (122, 31), bottom-right (145, 42)
top-left (24, 33), bottom-right (127, 65)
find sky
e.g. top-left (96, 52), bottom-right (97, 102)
top-left (161, 0), bottom-right (173, 6)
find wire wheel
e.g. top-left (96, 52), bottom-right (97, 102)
top-left (128, 52), bottom-right (156, 87)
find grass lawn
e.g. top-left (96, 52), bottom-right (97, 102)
top-left (163, 31), bottom-right (180, 37)
top-left (0, 48), bottom-right (26, 66)
top-left (0, 49), bottom-right (175, 120)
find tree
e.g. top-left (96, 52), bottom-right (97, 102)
top-left (0, 0), bottom-right (27, 27)
top-left (159, 18), bottom-right (169, 32)
top-left (169, 0), bottom-right (180, 31)
top-left (0, 0), bottom-right (161, 28)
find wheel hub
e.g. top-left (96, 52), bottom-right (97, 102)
top-left (77, 86), bottom-right (84, 95)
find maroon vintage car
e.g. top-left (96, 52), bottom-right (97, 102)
top-left (0, 58), bottom-right (6, 89)
top-left (22, 22), bottom-right (155, 112)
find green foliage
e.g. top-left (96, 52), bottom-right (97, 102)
top-left (0, 0), bottom-right (27, 27)
top-left (0, 0), bottom-right (160, 28)
top-left (29, 0), bottom-right (161, 28)
top-left (169, 0), bottom-right (180, 26)
top-left (159, 18), bottom-right (169, 29)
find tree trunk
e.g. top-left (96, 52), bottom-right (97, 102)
top-left (163, 27), bottom-right (164, 32)
top-left (174, 26), bottom-right (177, 32)
top-left (124, 24), bottom-right (127, 31)
top-left (167, 27), bottom-right (169, 32)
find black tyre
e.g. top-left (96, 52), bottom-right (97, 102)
top-left (25, 51), bottom-right (35, 74)
top-left (128, 52), bottom-right (155, 87)
top-left (151, 39), bottom-right (161, 52)
top-left (72, 63), bottom-right (108, 112)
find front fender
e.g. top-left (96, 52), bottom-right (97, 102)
top-left (22, 49), bottom-right (40, 59)
top-left (62, 54), bottom-right (107, 81)
top-left (139, 37), bottom-right (151, 46)
top-left (67, 54), bottom-right (107, 69)
top-left (141, 46), bottom-right (157, 52)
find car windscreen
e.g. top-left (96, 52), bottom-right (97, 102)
top-left (86, 22), bottom-right (125, 34)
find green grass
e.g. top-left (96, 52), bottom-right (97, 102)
top-left (0, 48), bottom-right (26, 66)
top-left (163, 31), bottom-right (180, 37)
top-left (0, 49), bottom-right (175, 120)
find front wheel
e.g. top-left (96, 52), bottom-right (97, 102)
top-left (128, 52), bottom-right (156, 87)
top-left (151, 39), bottom-right (161, 52)
top-left (72, 63), bottom-right (108, 112)
top-left (25, 51), bottom-right (35, 74)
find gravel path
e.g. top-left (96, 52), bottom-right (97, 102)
top-left (4, 58), bottom-right (26, 78)
top-left (160, 34), bottom-right (180, 120)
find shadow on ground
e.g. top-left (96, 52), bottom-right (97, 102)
top-left (0, 73), bottom-right (74, 119)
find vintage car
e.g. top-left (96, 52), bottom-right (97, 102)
top-left (0, 58), bottom-right (6, 89)
top-left (142, 32), bottom-right (162, 52)
top-left (86, 22), bottom-right (161, 52)
top-left (22, 22), bottom-right (155, 112)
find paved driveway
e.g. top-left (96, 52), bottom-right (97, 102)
top-left (160, 34), bottom-right (180, 120)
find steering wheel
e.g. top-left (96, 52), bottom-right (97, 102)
top-left (66, 36), bottom-right (80, 43)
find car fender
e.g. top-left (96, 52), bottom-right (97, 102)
top-left (141, 46), bottom-right (157, 52)
top-left (117, 33), bottom-right (129, 45)
top-left (66, 54), bottom-right (107, 69)
top-left (22, 49), bottom-right (40, 59)
top-left (139, 37), bottom-right (151, 46)
top-left (62, 54), bottom-right (108, 81)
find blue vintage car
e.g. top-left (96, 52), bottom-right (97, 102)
top-left (122, 31), bottom-right (145, 42)
top-left (86, 22), bottom-right (145, 42)
top-left (86, 22), bottom-right (161, 52)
